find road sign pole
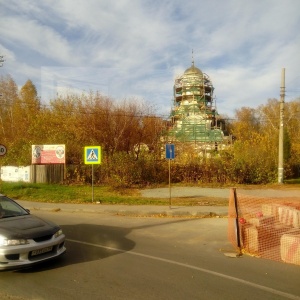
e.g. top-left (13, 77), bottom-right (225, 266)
top-left (91, 164), bottom-right (93, 202)
top-left (0, 144), bottom-right (7, 190)
top-left (169, 159), bottom-right (171, 208)
top-left (84, 146), bottom-right (101, 202)
top-left (165, 144), bottom-right (175, 209)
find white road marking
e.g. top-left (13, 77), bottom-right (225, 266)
top-left (67, 238), bottom-right (300, 300)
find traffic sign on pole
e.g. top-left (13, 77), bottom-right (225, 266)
top-left (84, 146), bottom-right (101, 203)
top-left (84, 146), bottom-right (101, 164)
top-left (165, 144), bottom-right (175, 159)
top-left (0, 144), bottom-right (7, 156)
top-left (165, 144), bottom-right (175, 208)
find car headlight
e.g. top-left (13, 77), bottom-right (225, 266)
top-left (0, 235), bottom-right (29, 246)
top-left (54, 229), bottom-right (63, 238)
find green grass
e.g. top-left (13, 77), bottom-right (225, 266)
top-left (0, 182), bottom-right (150, 204)
top-left (1, 180), bottom-right (299, 206)
top-left (285, 178), bottom-right (300, 184)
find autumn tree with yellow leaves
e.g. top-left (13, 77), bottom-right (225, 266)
top-left (0, 75), bottom-right (299, 185)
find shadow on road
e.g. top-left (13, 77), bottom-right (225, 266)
top-left (14, 223), bottom-right (135, 273)
top-left (14, 217), bottom-right (207, 273)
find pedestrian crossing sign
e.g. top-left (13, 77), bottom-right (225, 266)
top-left (84, 146), bottom-right (101, 164)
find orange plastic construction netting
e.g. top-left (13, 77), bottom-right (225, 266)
top-left (228, 188), bottom-right (300, 266)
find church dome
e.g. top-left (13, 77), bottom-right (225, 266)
top-left (183, 63), bottom-right (203, 76)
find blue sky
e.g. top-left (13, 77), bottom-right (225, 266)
top-left (1, 0), bottom-right (299, 118)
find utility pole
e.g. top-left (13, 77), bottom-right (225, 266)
top-left (278, 68), bottom-right (285, 184)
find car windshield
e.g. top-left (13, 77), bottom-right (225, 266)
top-left (0, 195), bottom-right (29, 218)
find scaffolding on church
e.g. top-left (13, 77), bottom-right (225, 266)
top-left (165, 61), bottom-right (229, 155)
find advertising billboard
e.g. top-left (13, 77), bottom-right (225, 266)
top-left (32, 145), bottom-right (65, 164)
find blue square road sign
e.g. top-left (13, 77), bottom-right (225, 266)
top-left (84, 146), bottom-right (101, 164)
top-left (165, 144), bottom-right (175, 159)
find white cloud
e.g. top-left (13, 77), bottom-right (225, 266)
top-left (0, 0), bottom-right (299, 119)
top-left (0, 16), bottom-right (73, 64)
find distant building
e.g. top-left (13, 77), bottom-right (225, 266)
top-left (165, 61), bottom-right (228, 155)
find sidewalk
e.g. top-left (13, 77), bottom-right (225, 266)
top-left (16, 200), bottom-right (229, 218)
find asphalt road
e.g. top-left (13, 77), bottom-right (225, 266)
top-left (0, 210), bottom-right (299, 300)
top-left (140, 186), bottom-right (300, 198)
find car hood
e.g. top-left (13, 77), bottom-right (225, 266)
top-left (0, 215), bottom-right (59, 239)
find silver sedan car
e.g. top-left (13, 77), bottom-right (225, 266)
top-left (0, 194), bottom-right (66, 270)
